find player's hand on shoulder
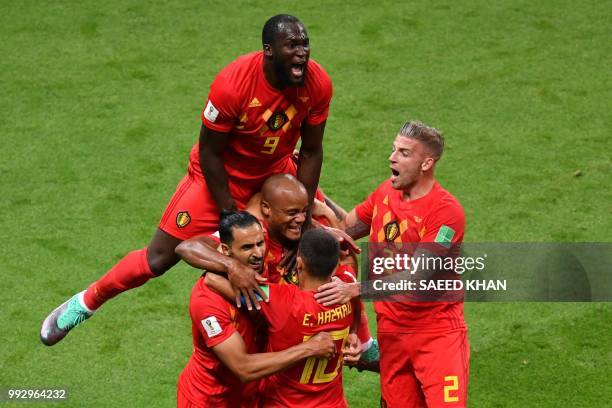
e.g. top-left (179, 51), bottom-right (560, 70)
top-left (322, 227), bottom-right (361, 255)
top-left (342, 333), bottom-right (362, 366)
top-left (314, 276), bottom-right (359, 306)
top-left (227, 259), bottom-right (268, 310)
top-left (305, 332), bottom-right (335, 359)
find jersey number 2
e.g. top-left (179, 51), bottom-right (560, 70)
top-left (444, 375), bottom-right (459, 402)
top-left (299, 327), bottom-right (349, 384)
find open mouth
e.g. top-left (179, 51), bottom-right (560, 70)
top-left (290, 63), bottom-right (304, 78)
top-left (390, 167), bottom-right (400, 183)
top-left (249, 260), bottom-right (263, 270)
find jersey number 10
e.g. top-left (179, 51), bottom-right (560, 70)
top-left (299, 327), bottom-right (350, 384)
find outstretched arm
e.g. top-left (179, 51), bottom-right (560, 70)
top-left (342, 209), bottom-right (370, 240)
top-left (324, 195), bottom-right (348, 223)
top-left (213, 331), bottom-right (335, 383)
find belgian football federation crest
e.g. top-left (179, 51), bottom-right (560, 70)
top-left (384, 221), bottom-right (400, 241)
top-left (283, 269), bottom-right (299, 285)
top-left (176, 211), bottom-right (191, 228)
top-left (267, 111), bottom-right (288, 130)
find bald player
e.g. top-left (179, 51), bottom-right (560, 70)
top-left (177, 174), bottom-right (379, 368)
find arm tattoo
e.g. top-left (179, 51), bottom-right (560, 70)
top-left (345, 219), bottom-right (370, 239)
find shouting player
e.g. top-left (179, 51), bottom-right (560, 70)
top-left (315, 121), bottom-right (469, 407)
top-left (177, 211), bottom-right (335, 407)
top-left (206, 228), bottom-right (361, 408)
top-left (41, 14), bottom-right (332, 346)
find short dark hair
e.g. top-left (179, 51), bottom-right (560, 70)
top-left (219, 210), bottom-right (261, 245)
top-left (262, 14), bottom-right (301, 46)
top-left (398, 120), bottom-right (445, 161)
top-left (298, 229), bottom-right (339, 278)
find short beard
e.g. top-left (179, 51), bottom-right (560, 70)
top-left (273, 58), bottom-right (307, 87)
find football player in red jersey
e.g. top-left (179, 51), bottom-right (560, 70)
top-left (206, 229), bottom-right (362, 408)
top-left (176, 174), bottom-right (378, 368)
top-left (41, 14), bottom-right (333, 346)
top-left (315, 121), bottom-right (469, 407)
top-left (177, 211), bottom-right (335, 408)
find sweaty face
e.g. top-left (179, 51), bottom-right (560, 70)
top-left (271, 23), bottom-right (310, 86)
top-left (226, 224), bottom-right (266, 274)
top-left (388, 136), bottom-right (430, 190)
top-left (265, 189), bottom-right (309, 243)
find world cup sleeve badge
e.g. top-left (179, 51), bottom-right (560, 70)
top-left (201, 316), bottom-right (223, 338)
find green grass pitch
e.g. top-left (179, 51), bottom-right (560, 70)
top-left (1, 0), bottom-right (610, 406)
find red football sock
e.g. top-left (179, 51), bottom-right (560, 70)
top-left (83, 248), bottom-right (155, 310)
top-left (357, 301), bottom-right (372, 344)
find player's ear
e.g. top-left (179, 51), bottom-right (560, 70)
top-left (421, 157), bottom-right (435, 172)
top-left (263, 43), bottom-right (273, 57)
top-left (220, 243), bottom-right (231, 256)
top-left (261, 200), bottom-right (271, 217)
top-left (296, 256), bottom-right (304, 272)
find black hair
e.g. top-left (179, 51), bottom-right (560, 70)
top-left (262, 14), bottom-right (301, 46)
top-left (298, 229), bottom-right (339, 278)
top-left (218, 210), bottom-right (261, 245)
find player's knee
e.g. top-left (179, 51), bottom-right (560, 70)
top-left (146, 248), bottom-right (179, 276)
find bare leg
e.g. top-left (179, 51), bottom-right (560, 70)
top-left (146, 228), bottom-right (183, 276)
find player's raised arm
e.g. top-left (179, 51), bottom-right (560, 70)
top-left (213, 331), bottom-right (334, 383)
top-left (199, 125), bottom-right (236, 212)
top-left (297, 121), bottom-right (325, 204)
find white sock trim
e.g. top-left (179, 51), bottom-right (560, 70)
top-left (77, 291), bottom-right (95, 314)
top-left (362, 338), bottom-right (374, 351)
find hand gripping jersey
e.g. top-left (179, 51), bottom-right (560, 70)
top-left (259, 284), bottom-right (353, 408)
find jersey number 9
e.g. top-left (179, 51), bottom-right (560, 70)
top-left (261, 136), bottom-right (280, 154)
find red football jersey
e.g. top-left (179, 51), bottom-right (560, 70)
top-left (259, 220), bottom-right (284, 284)
top-left (178, 278), bottom-right (258, 407)
top-left (259, 284), bottom-right (352, 408)
top-left (355, 180), bottom-right (466, 333)
top-left (189, 51), bottom-right (332, 185)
